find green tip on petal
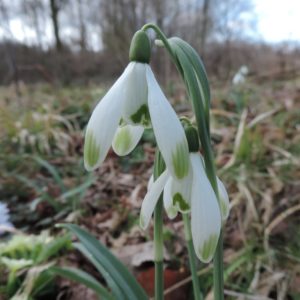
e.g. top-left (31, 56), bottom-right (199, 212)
top-left (173, 193), bottom-right (190, 212)
top-left (130, 104), bottom-right (150, 125)
top-left (129, 30), bottom-right (151, 63)
top-left (140, 214), bottom-right (146, 229)
top-left (172, 142), bottom-right (189, 179)
top-left (84, 129), bottom-right (100, 170)
top-left (220, 199), bottom-right (228, 220)
top-left (198, 234), bottom-right (218, 263)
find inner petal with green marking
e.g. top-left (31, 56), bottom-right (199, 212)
top-left (113, 126), bottom-right (132, 155)
top-left (130, 104), bottom-right (151, 126)
top-left (84, 129), bottom-right (100, 168)
top-left (199, 234), bottom-right (218, 262)
top-left (172, 141), bottom-right (189, 179)
top-left (173, 193), bottom-right (190, 212)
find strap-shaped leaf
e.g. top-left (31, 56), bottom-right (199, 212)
top-left (50, 266), bottom-right (113, 300)
top-left (168, 41), bottom-right (218, 193)
top-left (169, 37), bottom-right (211, 131)
top-left (74, 243), bottom-right (124, 300)
top-left (59, 224), bottom-right (148, 300)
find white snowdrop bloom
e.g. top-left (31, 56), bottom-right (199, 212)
top-left (84, 31), bottom-right (189, 180)
top-left (0, 202), bottom-right (13, 234)
top-left (140, 151), bottom-right (230, 263)
top-left (232, 65), bottom-right (249, 85)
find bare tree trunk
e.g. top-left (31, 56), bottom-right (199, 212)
top-left (200, 0), bottom-right (210, 54)
top-left (50, 0), bottom-right (62, 52)
top-left (0, 0), bottom-right (20, 95)
top-left (77, 0), bottom-right (87, 52)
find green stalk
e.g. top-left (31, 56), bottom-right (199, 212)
top-left (153, 150), bottom-right (166, 300)
top-left (183, 214), bottom-right (203, 300)
top-left (154, 197), bottom-right (164, 300)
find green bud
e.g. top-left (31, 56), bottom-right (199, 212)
top-left (129, 30), bottom-right (151, 63)
top-left (185, 126), bottom-right (199, 152)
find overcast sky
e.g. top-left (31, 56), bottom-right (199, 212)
top-left (0, 0), bottom-right (299, 48)
top-left (254, 0), bottom-right (300, 43)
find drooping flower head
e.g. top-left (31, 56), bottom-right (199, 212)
top-left (140, 125), bottom-right (230, 263)
top-left (84, 30), bottom-right (190, 180)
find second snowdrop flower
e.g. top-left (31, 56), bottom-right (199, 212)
top-left (84, 30), bottom-right (189, 180)
top-left (140, 126), bottom-right (230, 263)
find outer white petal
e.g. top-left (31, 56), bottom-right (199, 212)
top-left (140, 170), bottom-right (169, 229)
top-left (147, 174), bottom-right (154, 191)
top-left (112, 124), bottom-right (144, 156)
top-left (217, 177), bottom-right (230, 221)
top-left (146, 66), bottom-right (190, 180)
top-left (190, 153), bottom-right (221, 263)
top-left (84, 64), bottom-right (134, 171)
top-left (163, 177), bottom-right (178, 219)
top-left (122, 62), bottom-right (149, 126)
top-left (170, 164), bottom-right (193, 213)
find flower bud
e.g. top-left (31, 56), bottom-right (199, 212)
top-left (185, 126), bottom-right (199, 152)
top-left (129, 30), bottom-right (151, 63)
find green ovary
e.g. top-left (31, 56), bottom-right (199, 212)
top-left (84, 130), bottom-right (100, 168)
top-left (130, 104), bottom-right (150, 126)
top-left (114, 127), bottom-right (132, 155)
top-left (199, 234), bottom-right (218, 262)
top-left (172, 142), bottom-right (189, 179)
top-left (173, 193), bottom-right (190, 212)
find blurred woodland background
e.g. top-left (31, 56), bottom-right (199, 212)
top-left (0, 1), bottom-right (300, 299)
top-left (0, 0), bottom-right (299, 86)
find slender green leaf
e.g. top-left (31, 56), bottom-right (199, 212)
top-left (49, 266), bottom-right (113, 300)
top-left (60, 175), bottom-right (94, 201)
top-left (15, 174), bottom-right (61, 210)
top-left (74, 243), bottom-right (125, 300)
top-left (32, 156), bottom-right (66, 192)
top-left (169, 37), bottom-right (211, 128)
top-left (36, 234), bottom-right (71, 264)
top-left (59, 224), bottom-right (148, 300)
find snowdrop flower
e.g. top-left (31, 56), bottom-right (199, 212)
top-left (140, 127), bottom-right (229, 262)
top-left (84, 30), bottom-right (189, 180)
top-left (0, 202), bottom-right (13, 235)
top-left (232, 65), bottom-right (249, 85)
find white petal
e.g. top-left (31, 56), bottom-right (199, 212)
top-left (190, 153), bottom-right (221, 263)
top-left (112, 124), bottom-right (144, 156)
top-left (146, 66), bottom-right (190, 180)
top-left (122, 62), bottom-right (150, 126)
top-left (217, 177), bottom-right (230, 221)
top-left (163, 177), bottom-right (178, 219)
top-left (140, 170), bottom-right (169, 229)
top-left (147, 174), bottom-right (154, 191)
top-left (170, 165), bottom-right (193, 213)
top-left (84, 64), bottom-right (134, 171)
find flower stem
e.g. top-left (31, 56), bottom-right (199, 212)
top-left (154, 197), bottom-right (164, 300)
top-left (183, 214), bottom-right (203, 300)
top-left (153, 150), bottom-right (166, 300)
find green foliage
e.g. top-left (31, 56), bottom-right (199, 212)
top-left (0, 232), bottom-right (71, 299)
top-left (58, 223), bottom-right (148, 300)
